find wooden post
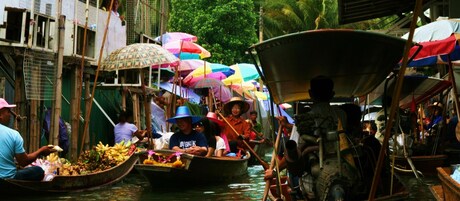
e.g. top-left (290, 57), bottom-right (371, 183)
top-left (141, 70), bottom-right (152, 147)
top-left (84, 74), bottom-right (91, 151)
top-left (132, 94), bottom-right (140, 128)
top-left (121, 76), bottom-right (126, 111)
top-left (50, 15), bottom-right (65, 146)
top-left (70, 65), bottom-right (82, 161)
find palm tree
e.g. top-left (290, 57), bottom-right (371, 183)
top-left (256, 0), bottom-right (397, 40)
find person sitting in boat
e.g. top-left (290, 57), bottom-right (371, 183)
top-left (222, 97), bottom-right (251, 154)
top-left (247, 110), bottom-right (264, 140)
top-left (195, 116), bottom-right (226, 157)
top-left (0, 98), bottom-right (56, 181)
top-left (206, 112), bottom-right (231, 155)
top-left (168, 106), bottom-right (208, 156)
top-left (114, 110), bottom-right (147, 144)
top-left (424, 102), bottom-right (443, 135)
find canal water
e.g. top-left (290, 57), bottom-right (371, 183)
top-left (8, 154), bottom-right (440, 201)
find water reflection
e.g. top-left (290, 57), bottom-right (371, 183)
top-left (10, 165), bottom-right (266, 201)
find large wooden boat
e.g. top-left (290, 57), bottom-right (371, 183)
top-left (434, 167), bottom-right (460, 201)
top-left (135, 149), bottom-right (250, 186)
top-left (0, 153), bottom-right (138, 194)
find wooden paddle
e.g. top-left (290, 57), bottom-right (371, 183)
top-left (216, 111), bottom-right (269, 170)
top-left (262, 120), bottom-right (284, 201)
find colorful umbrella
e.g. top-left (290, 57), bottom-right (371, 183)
top-left (163, 41), bottom-right (211, 59)
top-left (178, 59), bottom-right (211, 72)
top-left (222, 63), bottom-right (260, 85)
top-left (192, 78), bottom-right (225, 89)
top-left (188, 63), bottom-right (234, 77)
top-left (154, 32), bottom-right (197, 44)
top-left (101, 43), bottom-right (179, 71)
top-left (183, 72), bottom-right (228, 87)
top-left (407, 34), bottom-right (460, 66)
top-left (401, 20), bottom-right (460, 67)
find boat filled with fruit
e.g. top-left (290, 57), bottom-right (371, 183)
top-left (0, 141), bottom-right (138, 194)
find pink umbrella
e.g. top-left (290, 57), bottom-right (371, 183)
top-left (155, 32), bottom-right (198, 44)
top-left (163, 41), bottom-right (211, 59)
top-left (183, 72), bottom-right (228, 87)
top-left (178, 59), bottom-right (211, 72)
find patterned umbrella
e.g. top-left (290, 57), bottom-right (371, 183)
top-left (101, 43), bottom-right (179, 71)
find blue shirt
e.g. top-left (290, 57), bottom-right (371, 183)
top-left (0, 124), bottom-right (26, 178)
top-left (168, 130), bottom-right (208, 149)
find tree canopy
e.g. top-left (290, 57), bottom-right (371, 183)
top-left (169, 0), bottom-right (258, 64)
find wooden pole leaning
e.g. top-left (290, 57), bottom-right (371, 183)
top-left (368, 0), bottom-right (423, 199)
top-left (79, 0), bottom-right (114, 156)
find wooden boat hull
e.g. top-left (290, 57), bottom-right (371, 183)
top-left (393, 154), bottom-right (447, 176)
top-left (0, 153), bottom-right (138, 194)
top-left (135, 149), bottom-right (249, 186)
top-left (437, 167), bottom-right (460, 201)
top-left (267, 176), bottom-right (409, 201)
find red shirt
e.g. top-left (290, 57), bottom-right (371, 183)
top-left (223, 116), bottom-right (251, 142)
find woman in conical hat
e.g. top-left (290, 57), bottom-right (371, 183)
top-left (222, 97), bottom-right (251, 153)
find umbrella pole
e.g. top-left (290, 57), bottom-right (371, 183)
top-left (368, 0), bottom-right (423, 199)
top-left (141, 70), bottom-right (153, 149)
top-left (80, 0), bottom-right (114, 156)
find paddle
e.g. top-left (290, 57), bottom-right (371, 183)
top-left (216, 111), bottom-right (269, 170)
top-left (262, 120), bottom-right (284, 201)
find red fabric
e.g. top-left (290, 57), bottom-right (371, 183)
top-left (409, 35), bottom-right (457, 61)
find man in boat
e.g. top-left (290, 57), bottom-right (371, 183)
top-left (168, 106), bottom-right (208, 156)
top-left (0, 98), bottom-right (56, 181)
top-left (222, 97), bottom-right (251, 154)
top-left (265, 76), bottom-right (354, 200)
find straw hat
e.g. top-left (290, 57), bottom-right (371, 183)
top-left (223, 97), bottom-right (250, 116)
top-left (206, 112), bottom-right (224, 127)
top-left (167, 106), bottom-right (201, 124)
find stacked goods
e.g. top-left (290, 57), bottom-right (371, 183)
top-left (142, 151), bottom-right (184, 168)
top-left (32, 141), bottom-right (135, 179)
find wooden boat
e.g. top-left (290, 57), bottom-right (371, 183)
top-left (435, 166), bottom-right (460, 201)
top-left (393, 154), bottom-right (447, 176)
top-left (135, 149), bottom-right (250, 186)
top-left (0, 153), bottom-right (138, 194)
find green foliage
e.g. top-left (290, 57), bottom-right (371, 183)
top-left (169, 0), bottom-right (258, 64)
top-left (257, 0), bottom-right (399, 39)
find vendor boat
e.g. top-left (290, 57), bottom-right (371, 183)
top-left (0, 153), bottom-right (138, 194)
top-left (135, 149), bottom-right (250, 186)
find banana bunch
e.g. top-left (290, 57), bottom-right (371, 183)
top-left (107, 142), bottom-right (130, 164)
top-left (46, 153), bottom-right (60, 163)
top-left (95, 142), bottom-right (110, 154)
